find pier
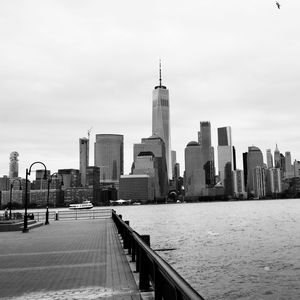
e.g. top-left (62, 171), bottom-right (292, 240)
top-left (0, 209), bottom-right (204, 300)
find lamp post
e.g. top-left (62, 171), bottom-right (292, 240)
top-left (45, 172), bottom-right (63, 225)
top-left (9, 179), bottom-right (22, 219)
top-left (23, 161), bottom-right (47, 233)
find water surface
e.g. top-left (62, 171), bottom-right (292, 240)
top-left (115, 199), bottom-right (300, 300)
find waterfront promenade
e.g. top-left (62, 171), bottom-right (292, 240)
top-left (0, 218), bottom-right (141, 299)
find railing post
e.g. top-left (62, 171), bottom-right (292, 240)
top-left (154, 265), bottom-right (163, 300)
top-left (139, 235), bottom-right (151, 291)
top-left (131, 238), bottom-right (136, 263)
top-left (124, 221), bottom-right (130, 251)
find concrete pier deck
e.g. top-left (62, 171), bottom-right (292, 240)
top-left (0, 218), bottom-right (141, 299)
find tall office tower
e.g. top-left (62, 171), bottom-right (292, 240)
top-left (171, 150), bottom-right (177, 179)
top-left (253, 166), bottom-right (266, 199)
top-left (293, 160), bottom-right (300, 177)
top-left (94, 134), bottom-right (124, 186)
top-left (217, 126), bottom-right (233, 185)
top-left (198, 122), bottom-right (215, 187)
top-left (79, 137), bottom-right (89, 187)
top-left (86, 166), bottom-right (100, 189)
top-left (133, 134), bottom-right (168, 198)
top-left (0, 176), bottom-right (10, 191)
top-left (266, 168), bottom-right (282, 195)
top-left (152, 62), bottom-right (171, 179)
top-left (243, 152), bottom-right (248, 187)
top-left (285, 151), bottom-right (293, 178)
top-left (266, 149), bottom-right (273, 169)
top-left (184, 141), bottom-right (205, 197)
top-left (279, 153), bottom-right (285, 175)
top-left (58, 169), bottom-right (80, 188)
top-left (9, 151), bottom-right (19, 178)
top-left (232, 146), bottom-right (237, 171)
top-left (274, 144), bottom-right (281, 168)
top-left (174, 162), bottom-right (180, 179)
top-left (232, 169), bottom-right (246, 198)
top-left (247, 146), bottom-right (264, 195)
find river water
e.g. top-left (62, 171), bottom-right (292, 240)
top-left (114, 199), bottom-right (300, 300)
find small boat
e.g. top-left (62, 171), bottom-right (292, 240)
top-left (69, 200), bottom-right (93, 210)
top-left (109, 199), bottom-right (131, 206)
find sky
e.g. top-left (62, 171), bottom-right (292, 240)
top-left (1, 0), bottom-right (300, 180)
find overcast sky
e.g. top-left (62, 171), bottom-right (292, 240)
top-left (1, 0), bottom-right (299, 179)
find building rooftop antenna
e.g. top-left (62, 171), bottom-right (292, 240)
top-left (159, 59), bottom-right (162, 87)
top-left (87, 127), bottom-right (92, 140)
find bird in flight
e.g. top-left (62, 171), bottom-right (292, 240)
top-left (276, 1), bottom-right (280, 9)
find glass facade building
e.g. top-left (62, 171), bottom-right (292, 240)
top-left (94, 134), bottom-right (124, 185)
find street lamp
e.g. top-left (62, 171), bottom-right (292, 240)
top-left (45, 172), bottom-right (63, 225)
top-left (9, 179), bottom-right (22, 219)
top-left (23, 161), bottom-right (47, 233)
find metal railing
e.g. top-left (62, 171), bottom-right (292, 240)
top-left (112, 210), bottom-right (205, 300)
top-left (28, 208), bottom-right (112, 222)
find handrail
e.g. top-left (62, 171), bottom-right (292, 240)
top-left (112, 210), bottom-right (205, 300)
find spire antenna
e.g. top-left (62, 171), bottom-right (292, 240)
top-left (159, 59), bottom-right (162, 87)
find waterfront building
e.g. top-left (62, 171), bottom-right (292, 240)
top-left (152, 62), bottom-right (171, 179)
top-left (253, 166), bottom-right (266, 199)
top-left (94, 134), bottom-right (124, 187)
top-left (171, 150), bottom-right (177, 179)
top-left (133, 135), bottom-right (168, 200)
top-left (1, 190), bottom-right (23, 208)
top-left (32, 177), bottom-right (62, 190)
top-left (79, 137), bottom-right (89, 187)
top-left (217, 126), bottom-right (233, 186)
top-left (243, 152), bottom-right (248, 187)
top-left (184, 141), bottom-right (205, 198)
top-left (0, 176), bottom-right (10, 191)
top-left (119, 174), bottom-right (154, 202)
top-left (9, 151), bottom-right (19, 178)
top-left (86, 166), bottom-right (100, 189)
top-left (232, 169), bottom-right (247, 199)
top-left (174, 163), bottom-right (180, 179)
top-left (284, 151), bottom-right (293, 178)
top-left (266, 168), bottom-right (282, 196)
top-left (58, 169), bottom-right (80, 188)
top-left (266, 149), bottom-right (273, 169)
top-left (32, 169), bottom-right (51, 190)
top-left (247, 146), bottom-right (264, 195)
top-left (232, 146), bottom-right (237, 171)
top-left (274, 144), bottom-right (281, 169)
top-left (280, 153), bottom-right (285, 174)
top-left (294, 160), bottom-right (300, 177)
top-left (198, 121), bottom-right (215, 187)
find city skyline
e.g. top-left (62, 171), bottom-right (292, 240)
top-left (1, 1), bottom-right (300, 178)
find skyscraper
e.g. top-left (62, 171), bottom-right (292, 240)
top-left (184, 141), bottom-right (205, 197)
top-left (217, 126), bottom-right (233, 185)
top-left (247, 146), bottom-right (264, 195)
top-left (152, 62), bottom-right (171, 179)
top-left (274, 144), bottom-right (281, 168)
top-left (9, 151), bottom-right (19, 178)
top-left (171, 150), bottom-right (177, 179)
top-left (79, 137), bottom-right (89, 187)
top-left (133, 134), bottom-right (168, 198)
top-left (266, 149), bottom-right (273, 169)
top-left (198, 121), bottom-right (215, 187)
top-left (232, 169), bottom-right (246, 199)
top-left (266, 168), bottom-right (282, 195)
top-left (285, 151), bottom-right (293, 178)
top-left (94, 134), bottom-right (124, 186)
